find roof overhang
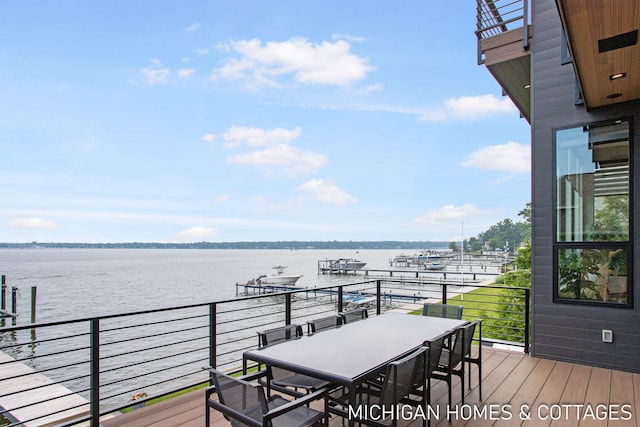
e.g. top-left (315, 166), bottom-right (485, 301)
top-left (556, 0), bottom-right (640, 109)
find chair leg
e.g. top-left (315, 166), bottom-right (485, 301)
top-left (478, 361), bottom-right (482, 401)
top-left (460, 362), bottom-right (465, 406)
top-left (447, 370), bottom-right (452, 415)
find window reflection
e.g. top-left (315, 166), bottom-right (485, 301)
top-left (556, 122), bottom-right (629, 242)
top-left (558, 248), bottom-right (628, 304)
top-left (554, 120), bottom-right (632, 307)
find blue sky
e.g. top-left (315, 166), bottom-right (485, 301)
top-left (0, 1), bottom-right (531, 243)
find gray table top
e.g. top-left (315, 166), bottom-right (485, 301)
top-left (244, 312), bottom-right (466, 385)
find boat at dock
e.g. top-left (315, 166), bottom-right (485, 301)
top-left (423, 262), bottom-right (446, 271)
top-left (330, 258), bottom-right (367, 271)
top-left (255, 266), bottom-right (302, 286)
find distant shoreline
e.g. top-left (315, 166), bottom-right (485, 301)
top-left (0, 241), bottom-right (450, 250)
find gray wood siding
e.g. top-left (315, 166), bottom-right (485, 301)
top-left (531, 0), bottom-right (640, 372)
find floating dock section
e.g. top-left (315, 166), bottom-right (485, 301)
top-left (235, 282), bottom-right (304, 295)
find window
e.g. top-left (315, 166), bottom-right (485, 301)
top-left (554, 120), bottom-right (633, 307)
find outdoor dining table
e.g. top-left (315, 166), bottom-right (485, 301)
top-left (243, 312), bottom-right (467, 426)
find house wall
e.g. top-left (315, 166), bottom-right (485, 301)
top-left (531, 0), bottom-right (640, 372)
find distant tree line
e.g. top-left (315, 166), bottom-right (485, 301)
top-left (1, 204), bottom-right (533, 252)
top-left (464, 203), bottom-right (531, 254)
top-left (0, 241), bottom-right (451, 250)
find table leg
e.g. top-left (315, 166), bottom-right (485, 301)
top-left (347, 383), bottom-right (356, 427)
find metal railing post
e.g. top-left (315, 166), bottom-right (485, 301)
top-left (90, 319), bottom-right (100, 426)
top-left (376, 280), bottom-right (381, 315)
top-left (337, 286), bottom-right (343, 312)
top-left (442, 283), bottom-right (447, 304)
top-left (476, 0), bottom-right (485, 64)
top-left (209, 303), bottom-right (217, 368)
top-left (524, 288), bottom-right (530, 353)
top-left (1, 275), bottom-right (6, 312)
top-left (522, 0), bottom-right (530, 51)
top-left (285, 293), bottom-right (292, 325)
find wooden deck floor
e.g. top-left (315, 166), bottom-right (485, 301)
top-left (100, 347), bottom-right (640, 427)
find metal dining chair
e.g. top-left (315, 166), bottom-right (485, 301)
top-left (338, 307), bottom-right (368, 324)
top-left (328, 346), bottom-right (429, 427)
top-left (431, 321), bottom-right (479, 407)
top-left (257, 324), bottom-right (303, 348)
top-left (463, 320), bottom-right (483, 400)
top-left (306, 314), bottom-right (343, 335)
top-left (256, 324), bottom-right (330, 397)
top-left (422, 302), bottom-right (464, 319)
top-left (205, 368), bottom-right (328, 427)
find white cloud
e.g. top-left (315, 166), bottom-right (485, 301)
top-left (413, 204), bottom-right (488, 226)
top-left (140, 60), bottom-right (170, 85)
top-left (298, 179), bottom-right (356, 206)
top-left (419, 94), bottom-right (516, 122)
top-left (356, 83), bottom-right (383, 95)
top-left (228, 143), bottom-right (327, 175)
top-left (215, 194), bottom-right (229, 204)
top-left (213, 37), bottom-right (374, 86)
top-left (177, 68), bottom-right (196, 78)
top-left (9, 217), bottom-right (58, 230)
top-left (184, 23), bottom-right (200, 33)
top-left (195, 48), bottom-right (209, 55)
top-left (463, 141), bottom-right (530, 173)
top-left (331, 33), bottom-right (367, 43)
top-left (171, 226), bottom-right (217, 242)
top-left (221, 126), bottom-right (325, 175)
top-left (200, 133), bottom-right (216, 142)
top-left (222, 126), bottom-right (301, 148)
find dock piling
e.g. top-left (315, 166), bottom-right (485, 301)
top-left (31, 286), bottom-right (37, 323)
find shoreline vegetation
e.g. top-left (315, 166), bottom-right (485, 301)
top-left (0, 241), bottom-right (451, 250)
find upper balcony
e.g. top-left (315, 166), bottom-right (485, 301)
top-left (475, 0), bottom-right (532, 122)
top-left (477, 0), bottom-right (640, 118)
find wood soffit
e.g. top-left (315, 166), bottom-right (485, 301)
top-left (557, 0), bottom-right (640, 109)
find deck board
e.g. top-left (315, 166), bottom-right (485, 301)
top-left (551, 364), bottom-right (592, 427)
top-left (609, 370), bottom-right (636, 427)
top-left (0, 350), bottom-right (90, 427)
top-left (98, 348), bottom-right (639, 427)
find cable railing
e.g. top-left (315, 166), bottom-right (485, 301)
top-left (476, 0), bottom-right (530, 64)
top-left (0, 279), bottom-right (529, 426)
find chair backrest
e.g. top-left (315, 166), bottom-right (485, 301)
top-left (379, 346), bottom-right (427, 408)
top-left (339, 308), bottom-right (368, 324)
top-left (461, 320), bottom-right (479, 356)
top-left (447, 326), bottom-right (466, 367)
top-left (422, 303), bottom-right (463, 319)
top-left (425, 331), bottom-right (450, 376)
top-left (307, 314), bottom-right (342, 334)
top-left (209, 369), bottom-right (268, 427)
top-left (257, 324), bottom-right (303, 348)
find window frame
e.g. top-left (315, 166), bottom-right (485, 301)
top-left (552, 117), bottom-right (634, 308)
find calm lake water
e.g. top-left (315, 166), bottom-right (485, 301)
top-left (0, 248), bottom-right (419, 325)
top-left (0, 247), bottom-right (476, 417)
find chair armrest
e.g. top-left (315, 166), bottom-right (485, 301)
top-left (264, 387), bottom-right (328, 420)
top-left (201, 365), bottom-right (269, 383)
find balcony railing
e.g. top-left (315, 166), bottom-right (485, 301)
top-left (0, 279), bottom-right (529, 427)
top-left (476, 0), bottom-right (530, 64)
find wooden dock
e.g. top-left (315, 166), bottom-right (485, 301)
top-left (0, 350), bottom-right (89, 426)
top-left (316, 267), bottom-right (497, 284)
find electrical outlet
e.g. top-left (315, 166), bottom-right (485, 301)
top-left (602, 329), bottom-right (613, 343)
